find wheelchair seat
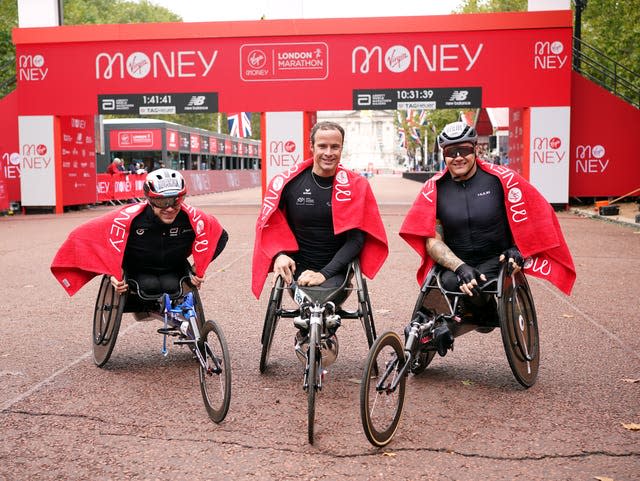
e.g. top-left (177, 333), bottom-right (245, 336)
top-left (288, 264), bottom-right (354, 307)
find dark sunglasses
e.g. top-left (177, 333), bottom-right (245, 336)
top-left (148, 196), bottom-right (182, 209)
top-left (443, 145), bottom-right (475, 158)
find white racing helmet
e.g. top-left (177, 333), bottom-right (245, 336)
top-left (143, 168), bottom-right (186, 199)
top-left (437, 121), bottom-right (478, 148)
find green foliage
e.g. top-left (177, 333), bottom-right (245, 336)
top-left (456, 0), bottom-right (527, 13)
top-left (64, 0), bottom-right (181, 25)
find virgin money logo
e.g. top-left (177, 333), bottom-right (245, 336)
top-left (37, 144), bottom-right (48, 155)
top-left (248, 50), bottom-right (267, 69)
top-left (96, 50), bottom-right (218, 80)
top-left (18, 54), bottom-right (48, 81)
top-left (534, 40), bottom-right (568, 70)
top-left (352, 43), bottom-right (483, 74)
top-left (384, 45), bottom-right (411, 73)
top-left (284, 140), bottom-right (296, 153)
top-left (532, 137), bottom-right (565, 164)
top-left (575, 144), bottom-right (609, 174)
top-left (507, 187), bottom-right (522, 203)
top-left (549, 137), bottom-right (561, 149)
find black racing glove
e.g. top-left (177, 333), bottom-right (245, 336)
top-left (501, 247), bottom-right (524, 274)
top-left (454, 263), bottom-right (483, 296)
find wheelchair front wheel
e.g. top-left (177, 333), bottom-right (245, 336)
top-left (93, 275), bottom-right (126, 367)
top-left (360, 331), bottom-right (406, 447)
top-left (198, 320), bottom-right (232, 423)
top-left (409, 350), bottom-right (436, 375)
top-left (498, 272), bottom-right (539, 388)
top-left (307, 322), bottom-right (321, 445)
top-left (260, 277), bottom-right (283, 373)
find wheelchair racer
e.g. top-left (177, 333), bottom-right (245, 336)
top-left (252, 121), bottom-right (389, 332)
top-left (51, 168), bottom-right (228, 302)
top-left (399, 121), bottom-right (575, 349)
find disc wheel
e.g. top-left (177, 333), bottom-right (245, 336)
top-left (498, 272), bottom-right (539, 388)
top-left (93, 275), bottom-right (126, 367)
top-left (198, 320), bottom-right (232, 423)
top-left (259, 277), bottom-right (283, 373)
top-left (360, 331), bottom-right (406, 447)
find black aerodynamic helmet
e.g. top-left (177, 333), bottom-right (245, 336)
top-left (437, 121), bottom-right (478, 148)
top-left (143, 168), bottom-right (186, 198)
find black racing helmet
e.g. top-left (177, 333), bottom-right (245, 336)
top-left (437, 121), bottom-right (478, 148)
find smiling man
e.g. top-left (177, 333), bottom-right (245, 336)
top-left (252, 120), bottom-right (388, 301)
top-left (400, 121), bottom-right (575, 352)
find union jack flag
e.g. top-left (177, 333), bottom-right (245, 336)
top-left (398, 126), bottom-right (406, 149)
top-left (227, 112), bottom-right (252, 138)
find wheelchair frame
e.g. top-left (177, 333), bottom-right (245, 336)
top-left (91, 274), bottom-right (231, 423)
top-left (360, 263), bottom-right (540, 447)
top-left (258, 258), bottom-right (377, 444)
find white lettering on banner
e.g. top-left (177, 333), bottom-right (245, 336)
top-left (113, 180), bottom-right (132, 193)
top-left (533, 41), bottom-right (568, 70)
top-left (18, 55), bottom-right (48, 81)
top-left (2, 152), bottom-right (21, 179)
top-left (97, 181), bottom-right (109, 194)
top-left (260, 162), bottom-right (303, 220)
top-left (575, 144), bottom-right (609, 174)
top-left (96, 50), bottom-right (218, 80)
top-left (352, 43), bottom-right (483, 74)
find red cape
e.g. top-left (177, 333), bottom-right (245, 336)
top-left (252, 159), bottom-right (388, 298)
top-left (399, 160), bottom-right (576, 295)
top-left (51, 202), bottom-right (224, 296)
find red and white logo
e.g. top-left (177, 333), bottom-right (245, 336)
top-left (284, 140), bottom-right (296, 153)
top-left (533, 40), bottom-right (568, 70)
top-left (384, 45), bottom-right (411, 73)
top-left (575, 144), bottom-right (609, 174)
top-left (240, 42), bottom-right (328, 81)
top-left (96, 50), bottom-right (218, 80)
top-left (18, 54), bottom-right (48, 81)
top-left (533, 137), bottom-right (566, 164)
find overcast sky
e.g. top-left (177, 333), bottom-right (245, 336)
top-left (143, 0), bottom-right (464, 22)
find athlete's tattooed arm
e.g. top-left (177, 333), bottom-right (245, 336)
top-left (426, 224), bottom-right (464, 272)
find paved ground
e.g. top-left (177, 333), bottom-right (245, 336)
top-left (1, 175), bottom-right (638, 480)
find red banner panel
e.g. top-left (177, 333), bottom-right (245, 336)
top-left (14, 13), bottom-right (572, 115)
top-left (109, 129), bottom-right (161, 150)
top-left (209, 137), bottom-right (217, 154)
top-left (0, 91), bottom-right (21, 202)
top-left (60, 115), bottom-right (97, 205)
top-left (167, 129), bottom-right (179, 151)
top-left (569, 72), bottom-right (640, 197)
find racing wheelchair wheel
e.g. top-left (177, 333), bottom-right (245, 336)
top-left (198, 320), bottom-right (232, 423)
top-left (354, 260), bottom-right (376, 349)
top-left (360, 331), bottom-right (406, 447)
top-left (409, 350), bottom-right (436, 375)
top-left (93, 275), bottom-right (126, 367)
top-left (259, 276), bottom-right (284, 373)
top-left (498, 270), bottom-right (539, 388)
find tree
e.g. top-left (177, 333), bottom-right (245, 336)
top-left (456, 0), bottom-right (639, 96)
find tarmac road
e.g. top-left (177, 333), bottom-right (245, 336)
top-left (1, 175), bottom-right (638, 481)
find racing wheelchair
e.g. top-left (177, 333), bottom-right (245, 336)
top-left (92, 272), bottom-right (231, 423)
top-left (360, 263), bottom-right (539, 447)
top-left (259, 259), bottom-right (376, 444)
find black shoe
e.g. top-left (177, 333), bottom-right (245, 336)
top-left (433, 323), bottom-right (453, 357)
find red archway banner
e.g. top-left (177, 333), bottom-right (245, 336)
top-left (13, 11), bottom-right (572, 116)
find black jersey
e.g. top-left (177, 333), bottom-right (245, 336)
top-left (280, 167), bottom-right (364, 278)
top-left (122, 206), bottom-right (195, 276)
top-left (436, 167), bottom-right (511, 265)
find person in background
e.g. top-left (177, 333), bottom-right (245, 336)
top-left (106, 158), bottom-right (124, 175)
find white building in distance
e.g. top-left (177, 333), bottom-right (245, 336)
top-left (318, 110), bottom-right (403, 172)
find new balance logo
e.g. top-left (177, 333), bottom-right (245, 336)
top-left (187, 96), bottom-right (206, 106)
top-left (449, 90), bottom-right (469, 102)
